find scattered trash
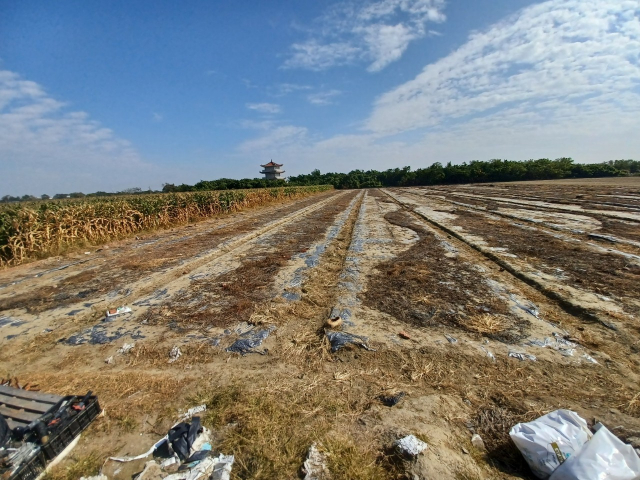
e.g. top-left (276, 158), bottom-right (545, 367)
top-left (444, 334), bottom-right (458, 344)
top-left (582, 353), bottom-right (598, 364)
top-left (588, 233), bottom-right (618, 243)
top-left (398, 331), bottom-right (411, 340)
top-left (511, 410), bottom-right (640, 479)
top-left (480, 346), bottom-right (495, 361)
top-left (226, 326), bottom-right (276, 355)
top-left (325, 330), bottom-right (375, 353)
top-left (550, 423), bottom-right (640, 480)
top-left (104, 355), bottom-right (114, 364)
top-left (471, 434), bottom-right (485, 451)
top-left (508, 351), bottom-right (537, 362)
top-left (325, 316), bottom-right (343, 329)
top-left (80, 476), bottom-right (108, 480)
top-left (380, 392), bottom-right (406, 407)
top-left (117, 343), bottom-right (135, 355)
top-left (395, 435), bottom-right (428, 457)
top-left (181, 404), bottom-right (207, 420)
top-left (302, 443), bottom-right (330, 480)
top-left (84, 251), bottom-right (91, 255)
top-left (105, 306), bottom-right (132, 318)
top-left (0, 377), bottom-right (39, 391)
top-left (510, 410), bottom-right (592, 478)
top-left (168, 346), bottom-right (182, 363)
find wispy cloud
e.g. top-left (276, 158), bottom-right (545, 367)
top-left (152, 112), bottom-right (163, 122)
top-left (366, 0), bottom-right (640, 134)
top-left (283, 0), bottom-right (446, 72)
top-left (241, 0), bottom-right (640, 173)
top-left (275, 83), bottom-right (313, 96)
top-left (238, 125), bottom-right (307, 153)
top-left (246, 102), bottom-right (282, 114)
top-left (307, 89), bottom-right (342, 106)
top-left (0, 69), bottom-right (165, 195)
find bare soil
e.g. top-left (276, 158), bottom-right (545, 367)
top-left (2, 183), bottom-right (640, 480)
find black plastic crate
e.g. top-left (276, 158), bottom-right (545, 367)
top-left (42, 396), bottom-right (101, 460)
top-left (7, 448), bottom-right (46, 480)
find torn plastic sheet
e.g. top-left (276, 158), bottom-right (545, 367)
top-left (510, 294), bottom-right (540, 318)
top-left (480, 346), bottom-right (496, 361)
top-left (163, 454), bottom-right (234, 480)
top-left (181, 405), bottom-right (207, 420)
top-left (326, 330), bottom-right (375, 352)
top-left (65, 325), bottom-right (145, 345)
top-left (509, 351), bottom-right (537, 362)
top-left (395, 435), bottom-right (428, 457)
top-left (226, 326), bottom-right (276, 355)
top-left (302, 443), bottom-right (330, 480)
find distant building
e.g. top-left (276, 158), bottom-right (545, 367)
top-left (260, 160), bottom-right (285, 180)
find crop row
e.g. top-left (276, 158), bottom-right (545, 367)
top-left (0, 185), bottom-right (333, 266)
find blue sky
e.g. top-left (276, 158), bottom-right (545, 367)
top-left (1, 0), bottom-right (639, 195)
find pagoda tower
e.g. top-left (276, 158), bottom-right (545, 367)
top-left (260, 160), bottom-right (285, 180)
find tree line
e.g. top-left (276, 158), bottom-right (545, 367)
top-left (2, 158), bottom-right (638, 202)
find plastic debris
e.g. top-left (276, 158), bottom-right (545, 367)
top-left (105, 306), bottom-right (132, 318)
top-left (181, 404), bottom-right (207, 420)
top-left (302, 443), bottom-right (331, 480)
top-left (510, 409), bottom-right (592, 479)
top-left (444, 333), bottom-right (458, 344)
top-left (480, 346), bottom-right (495, 361)
top-left (511, 410), bottom-right (640, 480)
top-left (117, 343), bottom-right (135, 355)
top-left (582, 354), bottom-right (598, 364)
top-left (105, 355), bottom-right (114, 364)
top-left (395, 435), bottom-right (428, 457)
top-left (163, 454), bottom-right (234, 480)
top-left (380, 392), bottom-right (406, 407)
top-left (549, 423), bottom-right (640, 480)
top-left (509, 351), bottom-right (537, 362)
top-left (226, 326), bottom-right (276, 355)
top-left (168, 346), bottom-right (182, 363)
top-left (471, 434), bottom-right (485, 451)
top-left (325, 330), bottom-right (375, 353)
top-left (79, 476), bottom-right (108, 480)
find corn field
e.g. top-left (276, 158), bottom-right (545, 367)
top-left (0, 185), bottom-right (333, 267)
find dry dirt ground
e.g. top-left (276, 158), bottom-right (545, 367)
top-left (1, 180), bottom-right (640, 479)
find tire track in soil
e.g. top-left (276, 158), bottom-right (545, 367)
top-left (382, 188), bottom-right (633, 334)
top-left (0, 191), bottom-right (352, 343)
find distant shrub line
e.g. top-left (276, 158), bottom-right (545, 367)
top-left (160, 158), bottom-right (638, 192)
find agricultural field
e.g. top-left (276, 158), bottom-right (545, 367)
top-left (1, 178), bottom-right (640, 479)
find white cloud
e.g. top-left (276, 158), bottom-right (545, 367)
top-left (366, 0), bottom-right (640, 134)
top-left (238, 125), bottom-right (308, 153)
top-left (272, 83), bottom-right (313, 96)
top-left (246, 102), bottom-right (282, 114)
top-left (283, 0), bottom-right (446, 72)
top-left (152, 112), bottom-right (163, 122)
top-left (307, 89), bottom-right (342, 105)
top-left (241, 0), bottom-right (640, 174)
top-left (0, 69), bottom-right (170, 196)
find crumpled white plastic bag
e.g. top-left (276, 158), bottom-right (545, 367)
top-left (509, 409), bottom-right (592, 479)
top-left (549, 424), bottom-right (640, 480)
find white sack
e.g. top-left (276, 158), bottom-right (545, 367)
top-left (549, 424), bottom-right (640, 480)
top-left (509, 409), bottom-right (592, 479)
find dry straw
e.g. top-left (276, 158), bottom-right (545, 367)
top-left (0, 185), bottom-right (332, 266)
